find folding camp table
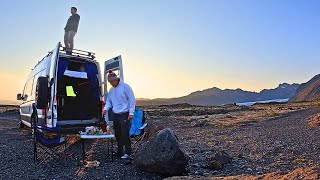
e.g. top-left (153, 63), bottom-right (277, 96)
top-left (80, 132), bottom-right (115, 164)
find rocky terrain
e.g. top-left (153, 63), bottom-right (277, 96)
top-left (0, 105), bottom-right (163, 179)
top-left (144, 102), bottom-right (320, 179)
top-left (1, 101), bottom-right (320, 179)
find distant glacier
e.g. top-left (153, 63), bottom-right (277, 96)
top-left (235, 98), bottom-right (289, 106)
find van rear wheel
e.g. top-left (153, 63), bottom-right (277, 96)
top-left (35, 77), bottom-right (49, 109)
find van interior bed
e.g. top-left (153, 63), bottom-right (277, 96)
top-left (56, 58), bottom-right (101, 120)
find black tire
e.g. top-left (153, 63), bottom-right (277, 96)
top-left (19, 121), bottom-right (25, 129)
top-left (35, 77), bottom-right (49, 109)
top-left (19, 121), bottom-right (26, 129)
top-left (18, 115), bottom-right (25, 129)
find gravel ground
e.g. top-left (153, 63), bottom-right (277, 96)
top-left (148, 104), bottom-right (320, 178)
top-left (1, 103), bottom-right (320, 179)
top-left (0, 113), bottom-right (163, 180)
top-left (220, 108), bottom-right (320, 176)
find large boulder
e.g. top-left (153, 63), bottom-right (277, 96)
top-left (134, 128), bottom-right (189, 176)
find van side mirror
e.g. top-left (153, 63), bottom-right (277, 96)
top-left (17, 93), bottom-right (22, 100)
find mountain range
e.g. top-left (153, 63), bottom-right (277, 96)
top-left (137, 83), bottom-right (300, 106)
top-left (4, 74), bottom-right (320, 106)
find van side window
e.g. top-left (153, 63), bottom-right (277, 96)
top-left (32, 73), bottom-right (42, 95)
top-left (23, 77), bottom-right (35, 98)
top-left (22, 84), bottom-right (27, 98)
top-left (29, 77), bottom-right (35, 96)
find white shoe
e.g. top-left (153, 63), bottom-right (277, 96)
top-left (121, 154), bottom-right (129, 159)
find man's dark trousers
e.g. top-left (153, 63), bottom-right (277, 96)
top-left (113, 112), bottom-right (132, 155)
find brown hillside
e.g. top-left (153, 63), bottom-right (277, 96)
top-left (290, 74), bottom-right (320, 102)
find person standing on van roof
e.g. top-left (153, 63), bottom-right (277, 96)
top-left (102, 70), bottom-right (136, 159)
top-left (64, 7), bottom-right (80, 54)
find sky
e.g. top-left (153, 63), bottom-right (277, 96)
top-left (0, 0), bottom-right (319, 104)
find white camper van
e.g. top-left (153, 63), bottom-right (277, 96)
top-left (17, 42), bottom-right (123, 133)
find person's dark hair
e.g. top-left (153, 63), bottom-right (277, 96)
top-left (71, 7), bottom-right (77, 12)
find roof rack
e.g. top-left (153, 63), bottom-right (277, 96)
top-left (60, 46), bottom-right (96, 59)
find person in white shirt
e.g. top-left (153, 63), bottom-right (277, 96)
top-left (102, 70), bottom-right (135, 159)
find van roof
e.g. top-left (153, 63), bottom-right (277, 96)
top-left (32, 43), bottom-right (97, 70)
top-left (32, 50), bottom-right (97, 71)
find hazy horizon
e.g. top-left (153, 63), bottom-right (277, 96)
top-left (0, 80), bottom-right (308, 105)
top-left (0, 0), bottom-right (319, 104)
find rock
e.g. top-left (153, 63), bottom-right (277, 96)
top-left (191, 163), bottom-right (200, 168)
top-left (207, 159), bottom-right (223, 170)
top-left (191, 119), bottom-right (207, 127)
top-left (191, 116), bottom-right (198, 121)
top-left (144, 121), bottom-right (165, 139)
top-left (207, 151), bottom-right (232, 170)
top-left (134, 128), bottom-right (189, 176)
top-left (237, 153), bottom-right (244, 158)
top-left (187, 152), bottom-right (195, 156)
top-left (164, 176), bottom-right (197, 180)
top-left (308, 113), bottom-right (320, 128)
top-left (191, 148), bottom-right (200, 154)
top-left (213, 151), bottom-right (232, 164)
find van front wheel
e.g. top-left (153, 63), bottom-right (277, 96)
top-left (35, 77), bottom-right (49, 109)
top-left (19, 121), bottom-right (25, 129)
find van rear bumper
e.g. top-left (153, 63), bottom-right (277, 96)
top-left (57, 119), bottom-right (103, 134)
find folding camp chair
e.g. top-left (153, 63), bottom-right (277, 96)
top-left (130, 109), bottom-right (148, 153)
top-left (32, 104), bottom-right (67, 166)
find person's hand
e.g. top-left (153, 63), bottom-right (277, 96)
top-left (128, 115), bottom-right (134, 120)
top-left (102, 110), bottom-right (107, 116)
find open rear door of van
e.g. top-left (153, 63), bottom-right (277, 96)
top-left (103, 55), bottom-right (124, 124)
top-left (103, 55), bottom-right (124, 100)
top-left (47, 42), bottom-right (61, 127)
